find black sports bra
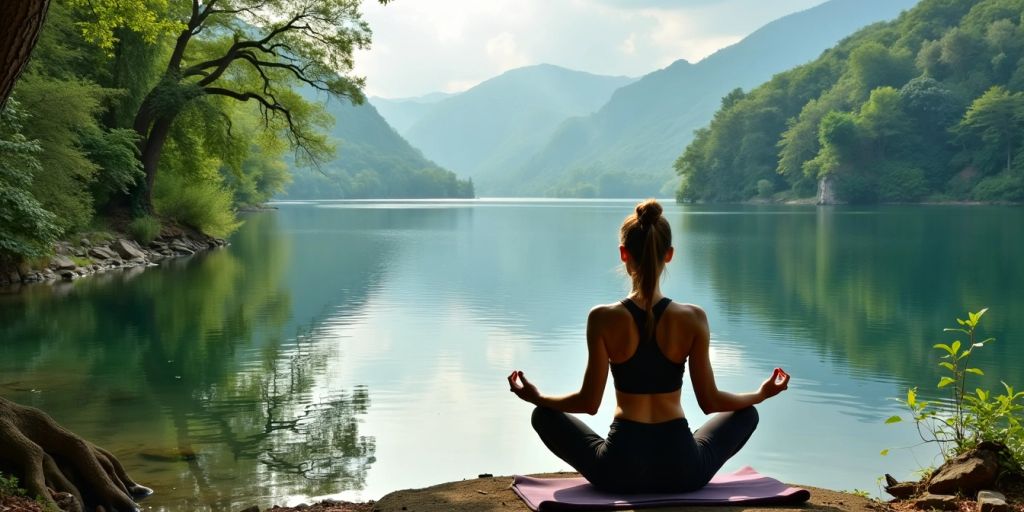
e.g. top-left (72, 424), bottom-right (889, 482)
top-left (609, 297), bottom-right (685, 394)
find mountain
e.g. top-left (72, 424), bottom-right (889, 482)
top-left (394, 64), bottom-right (635, 193)
top-left (497, 0), bottom-right (920, 197)
top-left (283, 97), bottom-right (473, 199)
top-left (677, 0), bottom-right (1024, 204)
top-left (370, 92), bottom-right (453, 133)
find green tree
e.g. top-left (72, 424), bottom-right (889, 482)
top-left (0, 101), bottom-right (59, 263)
top-left (956, 86), bottom-right (1024, 175)
top-left (129, 0), bottom-right (386, 214)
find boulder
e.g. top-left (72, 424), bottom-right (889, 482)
top-left (977, 490), bottom-right (1008, 512)
top-left (112, 239), bottom-right (147, 260)
top-left (885, 478), bottom-right (920, 500)
top-left (913, 493), bottom-right (958, 510)
top-left (928, 447), bottom-right (999, 495)
top-left (50, 254), bottom-right (77, 271)
top-left (89, 246), bottom-right (120, 261)
top-left (60, 270), bottom-right (76, 281)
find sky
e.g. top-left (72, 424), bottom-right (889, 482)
top-left (355, 0), bottom-right (829, 99)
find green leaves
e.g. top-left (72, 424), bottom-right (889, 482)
top-left (938, 376), bottom-right (956, 388)
top-left (886, 415), bottom-right (903, 424)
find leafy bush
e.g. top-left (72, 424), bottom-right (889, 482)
top-left (756, 179), bottom-right (775, 198)
top-left (888, 309), bottom-right (1024, 469)
top-left (0, 472), bottom-right (25, 498)
top-left (154, 171), bottom-right (240, 238)
top-left (877, 163), bottom-right (928, 202)
top-left (127, 216), bottom-right (161, 245)
top-left (0, 100), bottom-right (60, 264)
top-left (972, 173), bottom-right (1024, 202)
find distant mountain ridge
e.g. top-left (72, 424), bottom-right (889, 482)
top-left (373, 64), bottom-right (635, 193)
top-left (370, 92), bottom-right (452, 133)
top-left (486, 0), bottom-right (920, 196)
top-left (283, 96), bottom-right (473, 199)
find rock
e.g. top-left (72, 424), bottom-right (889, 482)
top-left (928, 447), bottom-right (999, 494)
top-left (238, 506), bottom-right (260, 512)
top-left (977, 490), bottom-right (1008, 512)
top-left (60, 270), bottom-right (76, 281)
top-left (80, 238), bottom-right (91, 247)
top-left (884, 474), bottom-right (919, 499)
top-left (170, 241), bottom-right (195, 255)
top-left (8, 271), bottom-right (20, 284)
top-left (50, 254), bottom-right (77, 271)
top-left (112, 239), bottom-right (147, 260)
top-left (89, 246), bottom-right (120, 261)
top-left (913, 493), bottom-right (958, 510)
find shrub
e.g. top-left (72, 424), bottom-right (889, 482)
top-left (756, 179), bottom-right (775, 198)
top-left (877, 163), bottom-right (928, 202)
top-left (971, 173), bottom-right (1024, 202)
top-left (154, 171), bottom-right (240, 238)
top-left (0, 472), bottom-right (25, 498)
top-left (127, 216), bottom-right (161, 245)
top-left (887, 309), bottom-right (1024, 469)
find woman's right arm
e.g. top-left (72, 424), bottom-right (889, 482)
top-left (687, 307), bottom-right (789, 414)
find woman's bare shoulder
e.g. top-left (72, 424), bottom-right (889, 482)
top-left (665, 302), bottom-right (708, 326)
top-left (587, 301), bottom-right (630, 325)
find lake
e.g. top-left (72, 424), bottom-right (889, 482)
top-left (1, 200), bottom-right (1021, 511)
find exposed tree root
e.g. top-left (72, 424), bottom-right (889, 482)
top-left (0, 397), bottom-right (151, 511)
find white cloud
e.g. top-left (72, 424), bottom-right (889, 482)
top-left (355, 0), bottom-right (828, 98)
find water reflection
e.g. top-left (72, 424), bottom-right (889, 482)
top-left (683, 205), bottom-right (1024, 391)
top-left (0, 212), bottom-right (378, 511)
top-left (1, 201), bottom-right (1021, 509)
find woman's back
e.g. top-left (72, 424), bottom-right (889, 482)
top-left (594, 298), bottom-right (703, 423)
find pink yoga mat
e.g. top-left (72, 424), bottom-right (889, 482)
top-left (511, 466), bottom-right (810, 511)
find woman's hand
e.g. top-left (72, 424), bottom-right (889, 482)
top-left (507, 370), bottom-right (541, 405)
top-left (758, 367), bottom-right (790, 401)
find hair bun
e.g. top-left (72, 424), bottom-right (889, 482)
top-left (635, 199), bottom-right (663, 226)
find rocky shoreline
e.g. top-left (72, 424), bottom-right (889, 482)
top-left (0, 226), bottom-right (227, 289)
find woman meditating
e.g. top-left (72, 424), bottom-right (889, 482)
top-left (507, 199), bottom-right (790, 493)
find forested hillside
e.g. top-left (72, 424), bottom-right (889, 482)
top-left (396, 64), bottom-right (634, 193)
top-left (0, 0), bottom-right (471, 268)
top-left (283, 97), bottom-right (473, 199)
top-left (499, 0), bottom-right (918, 198)
top-left (677, 0), bottom-right (1024, 204)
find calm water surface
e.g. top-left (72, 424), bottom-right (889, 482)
top-left (1, 200), bottom-right (1022, 510)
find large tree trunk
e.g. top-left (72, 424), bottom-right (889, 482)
top-left (134, 114), bottom-right (177, 213)
top-left (0, 0), bottom-right (50, 110)
top-left (0, 397), bottom-right (151, 511)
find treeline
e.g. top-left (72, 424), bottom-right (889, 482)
top-left (676, 0), bottom-right (1024, 204)
top-left (0, 0), bottom-right (470, 269)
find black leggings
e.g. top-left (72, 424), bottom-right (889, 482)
top-left (530, 406), bottom-right (758, 493)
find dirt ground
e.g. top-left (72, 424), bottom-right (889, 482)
top-left (367, 473), bottom-right (883, 512)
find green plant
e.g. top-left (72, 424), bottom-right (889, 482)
top-left (154, 171), bottom-right (240, 238)
top-left (887, 309), bottom-right (1024, 466)
top-left (0, 472), bottom-right (26, 498)
top-left (127, 215), bottom-right (161, 245)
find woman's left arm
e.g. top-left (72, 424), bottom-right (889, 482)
top-left (507, 307), bottom-right (610, 415)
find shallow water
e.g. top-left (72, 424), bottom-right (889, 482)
top-left (1, 200), bottom-right (1021, 510)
